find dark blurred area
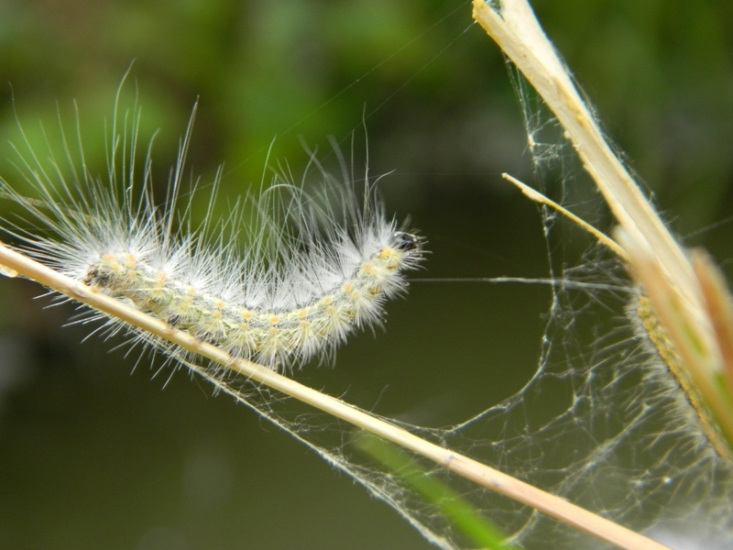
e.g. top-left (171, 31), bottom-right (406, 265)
top-left (0, 1), bottom-right (732, 549)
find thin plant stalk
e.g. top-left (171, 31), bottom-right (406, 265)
top-left (472, 0), bottom-right (733, 453)
top-left (0, 241), bottom-right (668, 550)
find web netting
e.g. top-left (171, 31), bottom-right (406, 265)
top-left (164, 67), bottom-right (733, 549)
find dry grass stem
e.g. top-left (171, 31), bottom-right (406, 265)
top-left (0, 239), bottom-right (668, 550)
top-left (473, 0), bottom-right (733, 454)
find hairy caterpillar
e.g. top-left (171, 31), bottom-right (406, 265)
top-left (0, 96), bottom-right (424, 372)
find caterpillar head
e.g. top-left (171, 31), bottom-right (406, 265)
top-left (390, 231), bottom-right (425, 271)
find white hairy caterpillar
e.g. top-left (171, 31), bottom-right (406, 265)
top-left (0, 97), bottom-right (424, 372)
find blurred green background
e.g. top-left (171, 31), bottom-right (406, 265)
top-left (0, 1), bottom-right (732, 548)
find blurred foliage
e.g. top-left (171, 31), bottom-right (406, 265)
top-left (0, 0), bottom-right (507, 201)
top-left (1, 1), bottom-right (732, 549)
top-left (1, 0), bottom-right (730, 235)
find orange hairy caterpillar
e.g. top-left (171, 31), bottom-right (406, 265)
top-left (0, 95), bottom-right (424, 372)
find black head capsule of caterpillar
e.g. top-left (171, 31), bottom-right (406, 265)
top-left (389, 231), bottom-right (426, 271)
top-left (392, 231), bottom-right (422, 253)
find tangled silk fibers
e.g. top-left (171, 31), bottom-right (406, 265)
top-left (0, 101), bottom-right (424, 372)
